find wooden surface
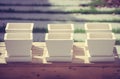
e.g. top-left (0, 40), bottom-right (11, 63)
top-left (0, 42), bottom-right (120, 79)
top-left (0, 63), bottom-right (120, 79)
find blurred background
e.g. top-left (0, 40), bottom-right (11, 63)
top-left (0, 0), bottom-right (120, 42)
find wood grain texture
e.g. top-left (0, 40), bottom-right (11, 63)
top-left (0, 66), bottom-right (120, 79)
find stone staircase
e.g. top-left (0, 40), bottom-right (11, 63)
top-left (0, 0), bottom-right (119, 28)
top-left (0, 0), bottom-right (120, 42)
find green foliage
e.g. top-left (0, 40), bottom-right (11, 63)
top-left (114, 9), bottom-right (120, 14)
top-left (68, 8), bottom-right (120, 14)
top-left (74, 39), bottom-right (85, 42)
top-left (77, 7), bottom-right (97, 14)
top-left (112, 28), bottom-right (120, 34)
top-left (88, 19), bottom-right (120, 23)
top-left (33, 27), bottom-right (48, 33)
top-left (74, 28), bottom-right (86, 33)
top-left (112, 28), bottom-right (120, 45)
top-left (90, 0), bottom-right (105, 7)
top-left (115, 39), bottom-right (120, 45)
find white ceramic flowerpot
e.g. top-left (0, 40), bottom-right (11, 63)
top-left (6, 54), bottom-right (32, 62)
top-left (45, 51), bottom-right (73, 62)
top-left (87, 32), bottom-right (115, 56)
top-left (45, 33), bottom-right (73, 56)
top-left (4, 33), bottom-right (33, 56)
top-left (87, 51), bottom-right (114, 62)
top-left (85, 23), bottom-right (112, 32)
top-left (6, 23), bottom-right (34, 33)
top-left (48, 24), bottom-right (74, 33)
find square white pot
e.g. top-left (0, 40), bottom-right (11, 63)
top-left (48, 24), bottom-right (74, 33)
top-left (85, 23), bottom-right (112, 32)
top-left (4, 33), bottom-right (33, 56)
top-left (87, 52), bottom-right (114, 62)
top-left (45, 51), bottom-right (72, 62)
top-left (6, 23), bottom-right (34, 33)
top-left (5, 52), bottom-right (32, 62)
top-left (6, 56), bottom-right (32, 62)
top-left (45, 33), bottom-right (73, 56)
top-left (87, 32), bottom-right (115, 56)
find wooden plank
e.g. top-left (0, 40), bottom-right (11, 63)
top-left (0, 66), bottom-right (103, 79)
top-left (102, 68), bottom-right (120, 79)
top-left (0, 66), bottom-right (120, 79)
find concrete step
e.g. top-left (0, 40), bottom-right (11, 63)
top-left (0, 6), bottom-right (89, 12)
top-left (0, 6), bottom-right (118, 13)
top-left (0, 20), bottom-right (120, 29)
top-left (0, 0), bottom-right (91, 6)
top-left (0, 13), bottom-right (119, 21)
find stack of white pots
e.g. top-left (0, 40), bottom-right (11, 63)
top-left (4, 23), bottom-right (34, 62)
top-left (85, 23), bottom-right (116, 62)
top-left (45, 24), bottom-right (74, 62)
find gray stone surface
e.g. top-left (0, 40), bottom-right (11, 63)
top-left (0, 0), bottom-right (91, 5)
